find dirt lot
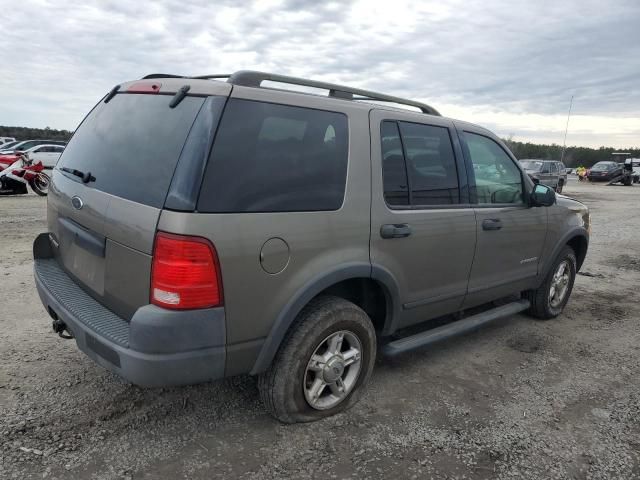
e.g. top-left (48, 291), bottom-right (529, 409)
top-left (1, 179), bottom-right (639, 479)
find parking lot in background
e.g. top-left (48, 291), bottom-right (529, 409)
top-left (1, 179), bottom-right (639, 479)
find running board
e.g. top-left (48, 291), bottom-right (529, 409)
top-left (382, 299), bottom-right (530, 357)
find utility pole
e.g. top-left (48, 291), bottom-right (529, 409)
top-left (560, 95), bottom-right (574, 164)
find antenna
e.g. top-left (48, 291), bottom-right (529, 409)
top-left (560, 95), bottom-right (574, 164)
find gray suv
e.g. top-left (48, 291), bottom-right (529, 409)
top-left (520, 159), bottom-right (568, 193)
top-left (34, 71), bottom-right (589, 423)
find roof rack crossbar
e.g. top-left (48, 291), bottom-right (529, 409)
top-left (226, 70), bottom-right (440, 116)
top-left (142, 73), bottom-right (185, 79)
top-left (140, 70), bottom-right (440, 116)
top-left (191, 74), bottom-right (232, 80)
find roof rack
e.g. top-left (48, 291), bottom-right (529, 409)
top-left (142, 73), bottom-right (186, 79)
top-left (143, 71), bottom-right (440, 116)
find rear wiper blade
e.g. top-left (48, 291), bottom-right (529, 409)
top-left (104, 84), bottom-right (120, 103)
top-left (61, 167), bottom-right (95, 184)
top-left (169, 84), bottom-right (191, 108)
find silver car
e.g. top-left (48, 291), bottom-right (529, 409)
top-left (34, 71), bottom-right (589, 423)
top-left (520, 159), bottom-right (568, 193)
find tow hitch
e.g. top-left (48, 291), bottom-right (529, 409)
top-left (52, 319), bottom-right (74, 339)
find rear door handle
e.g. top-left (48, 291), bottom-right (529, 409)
top-left (380, 223), bottom-right (412, 239)
top-left (482, 218), bottom-right (503, 231)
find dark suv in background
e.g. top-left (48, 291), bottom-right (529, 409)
top-left (34, 71), bottom-right (589, 423)
top-left (520, 159), bottom-right (568, 193)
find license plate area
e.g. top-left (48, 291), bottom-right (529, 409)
top-left (58, 217), bottom-right (106, 295)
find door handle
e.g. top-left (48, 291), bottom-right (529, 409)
top-left (482, 219), bottom-right (503, 231)
top-left (380, 223), bottom-right (412, 239)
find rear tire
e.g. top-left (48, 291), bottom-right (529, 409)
top-left (525, 246), bottom-right (577, 320)
top-left (258, 296), bottom-right (376, 423)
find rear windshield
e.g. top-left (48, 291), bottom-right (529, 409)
top-left (591, 162), bottom-right (615, 171)
top-left (520, 160), bottom-right (543, 171)
top-left (197, 99), bottom-right (348, 213)
top-left (57, 93), bottom-right (205, 208)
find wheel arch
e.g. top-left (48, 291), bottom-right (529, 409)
top-left (541, 228), bottom-right (589, 281)
top-left (250, 263), bottom-right (400, 375)
top-left (566, 234), bottom-right (588, 271)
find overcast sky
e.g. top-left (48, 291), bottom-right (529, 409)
top-left (2, 0), bottom-right (639, 147)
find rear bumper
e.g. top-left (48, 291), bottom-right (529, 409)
top-left (33, 233), bottom-right (226, 387)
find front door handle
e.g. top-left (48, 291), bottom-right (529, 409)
top-left (380, 223), bottom-right (412, 239)
top-left (482, 218), bottom-right (503, 231)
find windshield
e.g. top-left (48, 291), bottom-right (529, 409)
top-left (57, 93), bottom-right (205, 208)
top-left (520, 160), bottom-right (544, 171)
top-left (591, 162), bottom-right (615, 171)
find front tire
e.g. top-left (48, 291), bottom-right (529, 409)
top-left (258, 296), bottom-right (376, 423)
top-left (29, 173), bottom-right (50, 196)
top-left (525, 246), bottom-right (577, 319)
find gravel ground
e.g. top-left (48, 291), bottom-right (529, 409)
top-left (1, 180), bottom-right (639, 479)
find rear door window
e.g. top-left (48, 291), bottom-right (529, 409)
top-left (57, 94), bottom-right (205, 208)
top-left (381, 121), bottom-right (409, 206)
top-left (380, 120), bottom-right (460, 207)
top-left (197, 99), bottom-right (348, 213)
top-left (398, 121), bottom-right (459, 205)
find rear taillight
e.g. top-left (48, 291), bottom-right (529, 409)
top-left (151, 232), bottom-right (223, 310)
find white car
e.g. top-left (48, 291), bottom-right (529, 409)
top-left (0, 139), bottom-right (66, 155)
top-left (0, 137), bottom-right (16, 145)
top-left (24, 144), bottom-right (66, 169)
top-left (631, 159), bottom-right (640, 183)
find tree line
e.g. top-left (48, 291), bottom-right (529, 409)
top-left (0, 126), bottom-right (73, 142)
top-left (502, 138), bottom-right (640, 168)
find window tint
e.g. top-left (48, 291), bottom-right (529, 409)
top-left (52, 146), bottom-right (64, 153)
top-left (381, 121), bottom-right (409, 206)
top-left (464, 132), bottom-right (523, 204)
top-left (198, 99), bottom-right (348, 213)
top-left (58, 94), bottom-right (205, 208)
top-left (380, 121), bottom-right (460, 207)
top-left (398, 122), bottom-right (459, 205)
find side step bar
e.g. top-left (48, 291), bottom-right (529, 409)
top-left (382, 299), bottom-right (530, 357)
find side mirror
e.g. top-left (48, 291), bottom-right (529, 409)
top-left (530, 184), bottom-right (555, 207)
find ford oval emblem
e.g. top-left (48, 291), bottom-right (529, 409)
top-left (71, 196), bottom-right (84, 210)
